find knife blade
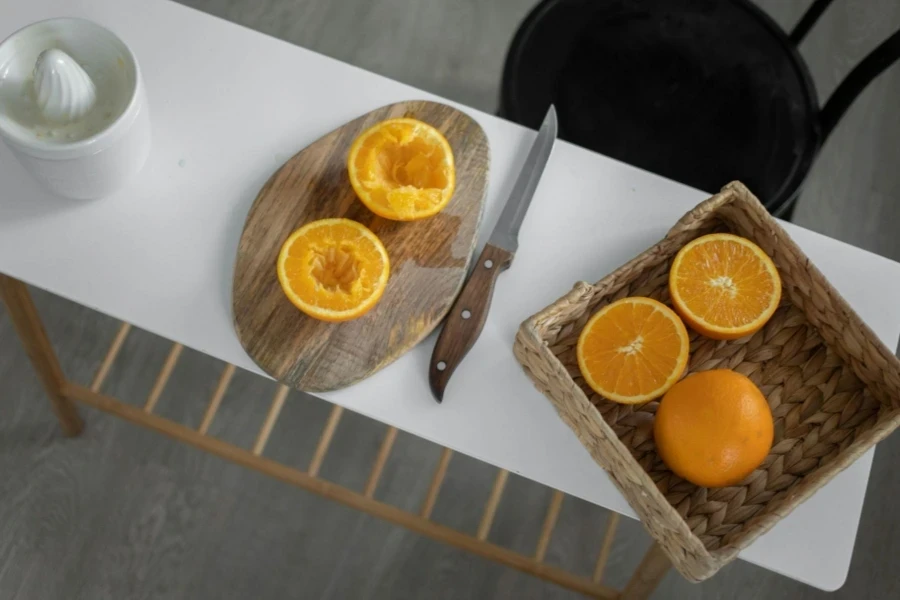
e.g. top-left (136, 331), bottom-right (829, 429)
top-left (429, 105), bottom-right (558, 402)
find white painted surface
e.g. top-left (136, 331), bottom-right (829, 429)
top-left (2, 0), bottom-right (899, 591)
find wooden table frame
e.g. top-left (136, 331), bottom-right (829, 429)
top-left (1, 274), bottom-right (671, 599)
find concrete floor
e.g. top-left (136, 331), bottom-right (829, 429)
top-left (2, 0), bottom-right (900, 598)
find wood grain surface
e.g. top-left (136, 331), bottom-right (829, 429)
top-left (428, 243), bottom-right (513, 401)
top-left (0, 275), bottom-right (83, 436)
top-left (233, 100), bottom-right (489, 392)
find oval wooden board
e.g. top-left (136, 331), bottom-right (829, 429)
top-left (233, 101), bottom-right (489, 392)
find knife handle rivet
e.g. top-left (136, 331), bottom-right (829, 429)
top-left (461, 310), bottom-right (471, 320)
top-left (436, 361), bottom-right (447, 371)
top-left (484, 260), bottom-right (494, 269)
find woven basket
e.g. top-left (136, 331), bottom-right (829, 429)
top-left (513, 182), bottom-right (900, 582)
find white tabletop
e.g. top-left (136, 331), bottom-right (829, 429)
top-left (3, 0), bottom-right (900, 591)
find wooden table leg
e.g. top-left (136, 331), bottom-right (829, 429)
top-left (0, 275), bottom-right (83, 436)
top-left (621, 542), bottom-right (671, 600)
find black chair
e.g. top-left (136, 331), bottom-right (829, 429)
top-left (499, 0), bottom-right (900, 218)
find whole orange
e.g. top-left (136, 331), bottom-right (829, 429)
top-left (653, 370), bottom-right (773, 488)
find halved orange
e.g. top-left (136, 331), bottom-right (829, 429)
top-left (347, 118), bottom-right (455, 221)
top-left (276, 218), bottom-right (390, 322)
top-left (669, 233), bottom-right (781, 340)
top-left (576, 297), bottom-right (690, 405)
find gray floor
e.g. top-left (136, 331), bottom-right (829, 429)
top-left (2, 0), bottom-right (900, 598)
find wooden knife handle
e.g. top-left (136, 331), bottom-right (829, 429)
top-left (429, 244), bottom-right (514, 402)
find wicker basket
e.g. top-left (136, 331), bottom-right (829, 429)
top-left (513, 182), bottom-right (900, 582)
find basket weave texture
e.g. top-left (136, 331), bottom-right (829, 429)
top-left (513, 182), bottom-right (900, 582)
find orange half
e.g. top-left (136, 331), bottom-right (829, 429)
top-left (576, 297), bottom-right (690, 404)
top-left (669, 233), bottom-right (781, 340)
top-left (277, 218), bottom-right (390, 322)
top-left (347, 118), bottom-right (455, 221)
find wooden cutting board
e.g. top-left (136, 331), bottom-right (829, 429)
top-left (233, 101), bottom-right (489, 392)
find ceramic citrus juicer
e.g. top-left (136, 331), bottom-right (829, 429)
top-left (0, 17), bottom-right (150, 199)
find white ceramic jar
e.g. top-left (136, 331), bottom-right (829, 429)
top-left (0, 18), bottom-right (150, 200)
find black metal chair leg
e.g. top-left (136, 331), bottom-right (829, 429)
top-left (789, 0), bottom-right (837, 45)
top-left (819, 30), bottom-right (900, 142)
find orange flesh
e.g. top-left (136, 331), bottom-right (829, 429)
top-left (670, 234), bottom-right (781, 339)
top-left (278, 219), bottom-right (389, 321)
top-left (577, 297), bottom-right (690, 404)
top-left (348, 119), bottom-right (454, 220)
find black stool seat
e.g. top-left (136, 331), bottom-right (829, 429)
top-left (500, 0), bottom-right (821, 216)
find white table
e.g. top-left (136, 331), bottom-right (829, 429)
top-left (4, 0), bottom-right (900, 594)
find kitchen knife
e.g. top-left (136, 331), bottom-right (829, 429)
top-left (429, 105), bottom-right (558, 402)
